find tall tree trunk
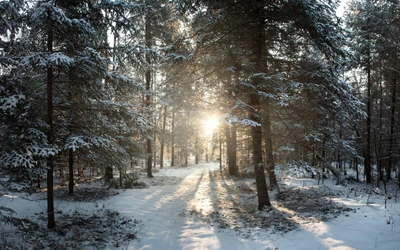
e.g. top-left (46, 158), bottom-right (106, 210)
top-left (206, 143), bottom-right (209, 162)
top-left (231, 125), bottom-right (238, 174)
top-left (145, 11), bottom-right (153, 178)
top-left (153, 117), bottom-right (157, 169)
top-left (46, 23), bottom-right (56, 229)
top-left (387, 52), bottom-right (397, 182)
top-left (263, 101), bottom-right (278, 189)
top-left (195, 136), bottom-right (199, 164)
top-left (225, 124), bottom-right (238, 176)
top-left (250, 104), bottom-right (270, 209)
top-left (68, 148), bottom-right (74, 194)
top-left (321, 138), bottom-right (326, 173)
top-left (219, 127), bottom-right (222, 172)
top-left (160, 105), bottom-right (167, 168)
top-left (171, 109), bottom-right (175, 166)
top-left (365, 33), bottom-right (372, 184)
top-left (225, 71), bottom-right (238, 175)
top-left (374, 132), bottom-right (381, 187)
top-left (355, 158), bottom-right (359, 182)
top-left (377, 65), bottom-right (383, 186)
top-left (119, 167), bottom-right (123, 186)
top-left (250, 2), bottom-right (271, 209)
top-left (67, 69), bottom-right (75, 194)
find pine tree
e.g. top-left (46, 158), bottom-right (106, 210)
top-left (345, 0), bottom-right (400, 184)
top-left (177, 0), bottom-right (361, 209)
top-left (1, 0), bottom-right (151, 227)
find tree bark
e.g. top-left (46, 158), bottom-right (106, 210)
top-left (46, 23), bottom-right (56, 229)
top-left (387, 51), bottom-right (397, 182)
top-left (225, 124), bottom-right (238, 176)
top-left (68, 148), bottom-right (74, 195)
top-left (364, 20), bottom-right (372, 184)
top-left (263, 102), bottom-right (278, 189)
top-left (195, 136), bottom-right (199, 164)
top-left (376, 66), bottom-right (383, 186)
top-left (251, 105), bottom-right (271, 209)
top-left (250, 1), bottom-right (271, 209)
top-left (153, 117), bottom-right (157, 169)
top-left (160, 105), bottom-right (167, 168)
top-left (145, 10), bottom-right (153, 178)
top-left (171, 109), bottom-right (175, 166)
top-left (225, 71), bottom-right (238, 176)
top-left (219, 127), bottom-right (222, 172)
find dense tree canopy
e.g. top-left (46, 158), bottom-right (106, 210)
top-left (1, 0), bottom-right (399, 226)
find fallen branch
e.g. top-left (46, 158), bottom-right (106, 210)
top-left (303, 145), bottom-right (344, 185)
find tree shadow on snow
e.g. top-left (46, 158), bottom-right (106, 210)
top-left (185, 170), bottom-right (354, 237)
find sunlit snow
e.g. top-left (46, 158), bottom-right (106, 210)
top-left (0, 162), bottom-right (399, 249)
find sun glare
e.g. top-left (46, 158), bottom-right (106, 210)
top-left (204, 116), bottom-right (219, 136)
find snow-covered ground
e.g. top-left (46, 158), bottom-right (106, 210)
top-left (0, 162), bottom-right (399, 249)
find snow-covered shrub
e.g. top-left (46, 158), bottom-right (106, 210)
top-left (239, 165), bottom-right (254, 178)
top-left (0, 77), bottom-right (51, 188)
top-left (0, 206), bottom-right (18, 227)
top-left (121, 172), bottom-right (140, 188)
top-left (104, 172), bottom-right (140, 189)
top-left (0, 206), bottom-right (37, 231)
top-left (281, 160), bottom-right (317, 178)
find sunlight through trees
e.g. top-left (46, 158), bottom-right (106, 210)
top-left (1, 0), bottom-right (400, 231)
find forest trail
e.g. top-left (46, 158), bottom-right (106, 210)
top-left (107, 162), bottom-right (400, 250)
top-left (107, 162), bottom-right (249, 250)
top-left (1, 162), bottom-right (399, 249)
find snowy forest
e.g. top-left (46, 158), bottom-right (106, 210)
top-left (0, 0), bottom-right (400, 249)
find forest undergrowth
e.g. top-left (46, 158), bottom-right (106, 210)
top-left (1, 182), bottom-right (141, 250)
top-left (1, 166), bottom-right (398, 249)
top-left (180, 170), bottom-right (356, 238)
top-left (0, 168), bottom-right (186, 249)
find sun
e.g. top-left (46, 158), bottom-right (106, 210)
top-left (205, 117), bottom-right (219, 129)
top-left (203, 116), bottom-right (219, 136)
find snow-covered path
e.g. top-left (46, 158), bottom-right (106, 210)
top-left (87, 162), bottom-right (399, 250)
top-left (1, 161), bottom-right (399, 249)
top-left (107, 162), bottom-right (400, 250)
top-left (107, 162), bottom-right (247, 250)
